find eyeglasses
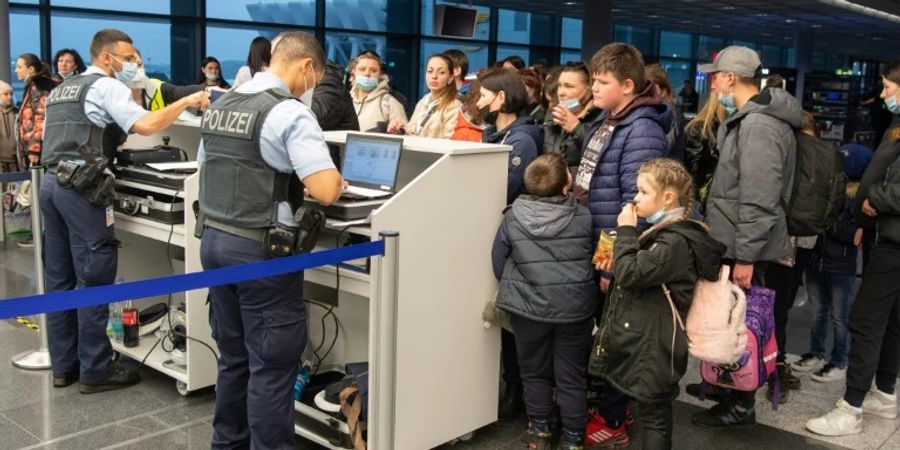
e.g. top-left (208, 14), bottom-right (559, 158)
top-left (108, 53), bottom-right (137, 64)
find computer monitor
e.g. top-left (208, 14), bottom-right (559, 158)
top-left (434, 5), bottom-right (478, 39)
top-left (341, 133), bottom-right (403, 192)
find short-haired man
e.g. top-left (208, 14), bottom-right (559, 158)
top-left (197, 30), bottom-right (342, 449)
top-left (40, 28), bottom-right (208, 393)
top-left (692, 45), bottom-right (803, 428)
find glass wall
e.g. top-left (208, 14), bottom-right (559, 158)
top-left (4, 1), bottom-right (860, 108)
top-left (9, 8), bottom-right (41, 104)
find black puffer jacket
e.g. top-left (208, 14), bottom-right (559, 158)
top-left (311, 61), bottom-right (360, 132)
top-left (684, 118), bottom-right (721, 212)
top-left (589, 220), bottom-right (725, 403)
top-left (543, 106), bottom-right (603, 168)
top-left (866, 139), bottom-right (900, 246)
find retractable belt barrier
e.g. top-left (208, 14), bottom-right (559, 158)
top-left (0, 171), bottom-right (32, 183)
top-left (0, 240), bottom-right (385, 319)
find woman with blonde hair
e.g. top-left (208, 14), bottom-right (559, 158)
top-left (683, 94), bottom-right (727, 213)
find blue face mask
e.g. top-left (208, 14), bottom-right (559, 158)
top-left (111, 55), bottom-right (138, 84)
top-left (356, 76), bottom-right (378, 92)
top-left (886, 95), bottom-right (900, 115)
top-left (564, 98), bottom-right (581, 112)
top-left (647, 209), bottom-right (668, 225)
top-left (717, 92), bottom-right (736, 116)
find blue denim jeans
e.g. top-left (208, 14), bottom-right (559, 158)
top-left (805, 270), bottom-right (855, 367)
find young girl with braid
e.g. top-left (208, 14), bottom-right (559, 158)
top-left (589, 159), bottom-right (726, 450)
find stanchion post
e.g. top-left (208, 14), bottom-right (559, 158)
top-left (12, 166), bottom-right (51, 370)
top-left (372, 231), bottom-right (399, 450)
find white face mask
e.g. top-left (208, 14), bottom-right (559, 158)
top-left (129, 68), bottom-right (149, 89)
top-left (300, 88), bottom-right (314, 106)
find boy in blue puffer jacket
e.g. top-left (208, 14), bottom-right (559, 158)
top-left (492, 153), bottom-right (599, 450)
top-left (791, 144), bottom-right (873, 382)
top-left (572, 42), bottom-right (672, 447)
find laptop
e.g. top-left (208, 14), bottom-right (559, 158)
top-left (339, 133), bottom-right (403, 200)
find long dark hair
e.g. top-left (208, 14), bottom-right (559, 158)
top-left (197, 56), bottom-right (230, 88)
top-left (885, 61), bottom-right (900, 142)
top-left (247, 36), bottom-right (271, 76)
top-left (52, 49), bottom-right (87, 75)
top-left (18, 53), bottom-right (50, 79)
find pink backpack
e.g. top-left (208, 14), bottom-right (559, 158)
top-left (699, 286), bottom-right (780, 408)
top-left (684, 266), bottom-right (748, 364)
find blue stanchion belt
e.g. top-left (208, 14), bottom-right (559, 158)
top-left (0, 240), bottom-right (385, 319)
top-left (0, 171), bottom-right (31, 183)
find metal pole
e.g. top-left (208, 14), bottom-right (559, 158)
top-left (372, 231), bottom-right (399, 450)
top-left (12, 166), bottom-right (50, 370)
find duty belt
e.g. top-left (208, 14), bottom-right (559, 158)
top-left (205, 219), bottom-right (267, 243)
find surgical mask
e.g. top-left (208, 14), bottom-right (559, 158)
top-left (300, 88), bottom-right (314, 106)
top-left (647, 208), bottom-right (668, 224)
top-left (111, 55), bottom-right (138, 84)
top-left (0, 100), bottom-right (10, 109)
top-left (356, 76), bottom-right (378, 92)
top-left (886, 94), bottom-right (900, 115)
top-left (205, 72), bottom-right (219, 81)
top-left (479, 106), bottom-right (499, 126)
top-left (128, 68), bottom-right (148, 89)
top-left (564, 98), bottom-right (581, 112)
top-left (716, 81), bottom-right (736, 116)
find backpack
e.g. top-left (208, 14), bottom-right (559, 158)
top-left (785, 133), bottom-right (847, 236)
top-left (699, 285), bottom-right (780, 409)
top-left (734, 122), bottom-right (846, 237)
top-left (679, 265), bottom-right (749, 365)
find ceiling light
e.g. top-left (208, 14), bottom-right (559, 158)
top-left (757, 13), bottom-right (768, 17)
top-left (785, 19), bottom-right (796, 23)
top-left (818, 0), bottom-right (900, 25)
top-left (564, 1), bottom-right (576, 5)
top-left (723, 6), bottom-right (736, 10)
top-left (648, 14), bottom-right (659, 18)
top-left (812, 24), bottom-right (823, 28)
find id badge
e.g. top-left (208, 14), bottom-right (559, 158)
top-left (106, 205), bottom-right (115, 227)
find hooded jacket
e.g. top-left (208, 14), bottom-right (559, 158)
top-left (589, 219), bottom-right (726, 402)
top-left (311, 61), bottom-right (360, 133)
top-left (705, 88), bottom-right (803, 263)
top-left (0, 104), bottom-right (16, 164)
top-left (491, 194), bottom-right (598, 324)
top-left (577, 92), bottom-right (673, 238)
top-left (451, 110), bottom-right (483, 142)
top-left (483, 115), bottom-right (543, 205)
top-left (352, 78), bottom-right (408, 133)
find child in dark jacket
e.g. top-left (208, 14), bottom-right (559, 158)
top-left (590, 159), bottom-right (725, 450)
top-left (791, 144), bottom-right (873, 381)
top-left (491, 153), bottom-right (599, 450)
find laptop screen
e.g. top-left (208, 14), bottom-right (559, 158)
top-left (341, 133), bottom-right (403, 191)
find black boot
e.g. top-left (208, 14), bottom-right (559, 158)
top-left (79, 367), bottom-right (140, 394)
top-left (499, 383), bottom-right (525, 420)
top-left (690, 399), bottom-right (756, 428)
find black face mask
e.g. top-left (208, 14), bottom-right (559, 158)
top-left (479, 106), bottom-right (499, 126)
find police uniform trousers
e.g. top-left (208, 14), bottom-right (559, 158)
top-left (201, 227), bottom-right (307, 450)
top-left (40, 173), bottom-right (117, 382)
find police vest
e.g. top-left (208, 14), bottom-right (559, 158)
top-left (199, 88), bottom-right (304, 229)
top-left (42, 74), bottom-right (126, 169)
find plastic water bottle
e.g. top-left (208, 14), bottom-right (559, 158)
top-left (294, 368), bottom-right (310, 402)
top-left (110, 278), bottom-right (125, 342)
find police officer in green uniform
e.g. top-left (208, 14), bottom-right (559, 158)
top-left (40, 28), bottom-right (209, 393)
top-left (197, 31), bottom-right (342, 449)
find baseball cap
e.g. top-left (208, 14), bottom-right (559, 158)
top-left (698, 46), bottom-right (762, 78)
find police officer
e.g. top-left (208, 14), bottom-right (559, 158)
top-left (197, 31), bottom-right (342, 449)
top-left (41, 28), bottom-right (209, 393)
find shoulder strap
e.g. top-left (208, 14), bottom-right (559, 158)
top-left (662, 283), bottom-right (688, 376)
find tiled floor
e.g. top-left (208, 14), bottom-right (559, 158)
top-left (0, 238), bottom-right (897, 449)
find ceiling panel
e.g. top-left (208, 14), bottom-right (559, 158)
top-left (473, 0), bottom-right (900, 60)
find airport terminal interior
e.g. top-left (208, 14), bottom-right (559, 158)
top-left (1, 0), bottom-right (900, 449)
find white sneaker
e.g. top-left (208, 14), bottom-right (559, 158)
top-left (806, 400), bottom-right (863, 436)
top-left (862, 388), bottom-right (898, 419)
top-left (811, 363), bottom-right (847, 383)
top-left (791, 354), bottom-right (825, 373)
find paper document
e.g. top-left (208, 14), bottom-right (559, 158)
top-left (145, 161), bottom-right (199, 172)
top-left (344, 185), bottom-right (390, 198)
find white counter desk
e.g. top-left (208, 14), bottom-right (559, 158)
top-left (114, 117), bottom-right (509, 449)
